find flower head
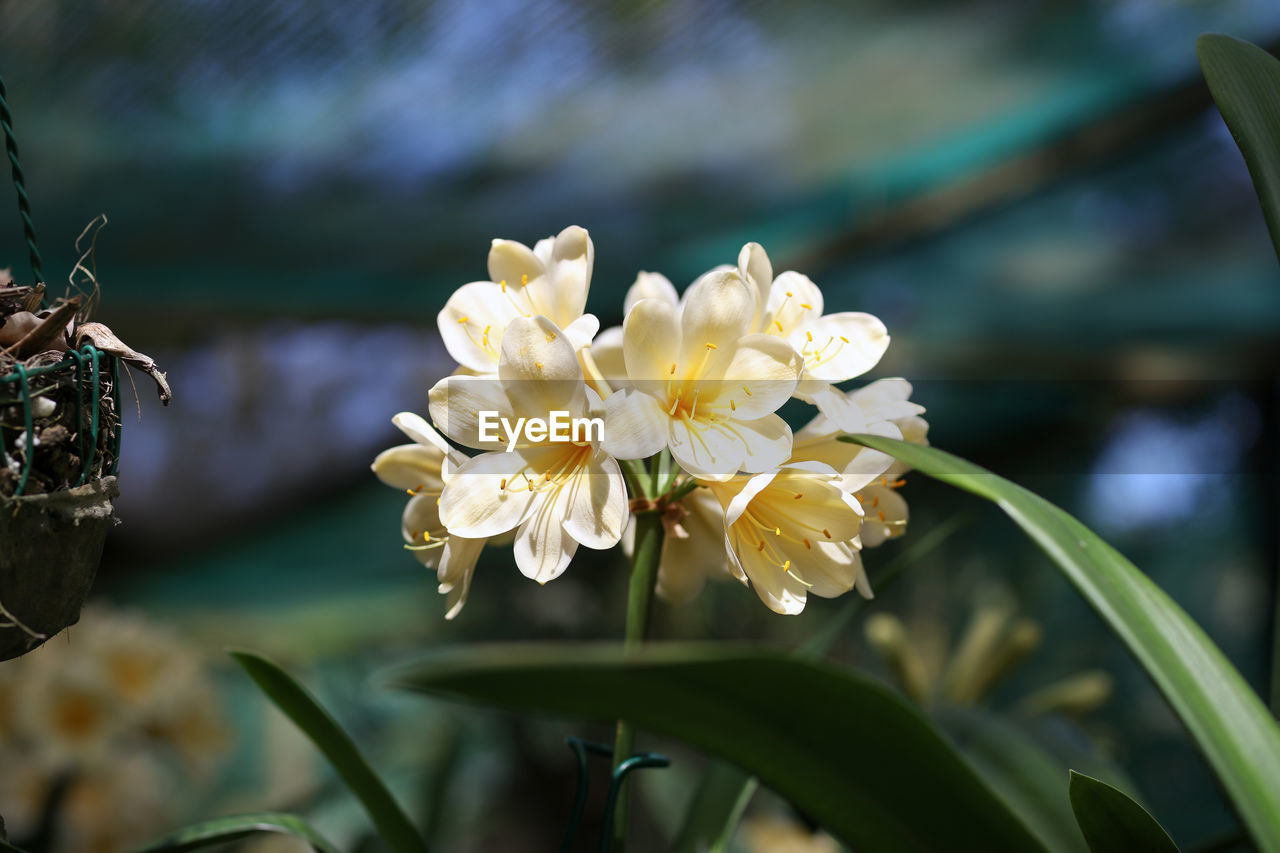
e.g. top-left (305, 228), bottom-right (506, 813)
top-left (603, 270), bottom-right (802, 479)
top-left (704, 462), bottom-right (868, 615)
top-left (437, 225), bottom-right (599, 374)
top-left (373, 412), bottom-right (487, 619)
top-left (429, 315), bottom-right (627, 582)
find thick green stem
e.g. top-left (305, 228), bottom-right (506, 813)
top-left (611, 509), bottom-right (664, 851)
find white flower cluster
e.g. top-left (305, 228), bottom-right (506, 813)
top-left (374, 226), bottom-right (927, 617)
top-left (0, 606), bottom-right (229, 852)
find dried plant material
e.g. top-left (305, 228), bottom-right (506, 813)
top-left (0, 298), bottom-right (78, 360)
top-left (20, 282), bottom-right (44, 313)
top-left (74, 321), bottom-right (171, 405)
top-left (0, 311), bottom-right (41, 347)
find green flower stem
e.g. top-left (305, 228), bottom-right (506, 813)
top-left (620, 459), bottom-right (651, 500)
top-left (665, 477), bottom-right (700, 503)
top-left (611, 507), bottom-right (665, 852)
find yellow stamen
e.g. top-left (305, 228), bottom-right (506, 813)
top-left (730, 399), bottom-right (736, 411)
top-left (800, 302), bottom-right (812, 309)
top-left (743, 387), bottom-right (752, 396)
top-left (457, 316), bottom-right (469, 324)
top-left (705, 342), bottom-right (718, 350)
top-left (878, 510), bottom-right (887, 522)
top-left (774, 320), bottom-right (784, 332)
top-left (822, 528), bottom-right (831, 538)
top-left (499, 478), bottom-right (507, 490)
top-left (803, 538), bottom-right (811, 549)
top-left (806, 330), bottom-right (814, 342)
top-left (521, 273), bottom-right (529, 286)
top-left (793, 492), bottom-right (803, 500)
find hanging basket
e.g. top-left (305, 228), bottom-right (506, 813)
top-left (0, 73), bottom-right (147, 660)
top-left (0, 340), bottom-right (123, 660)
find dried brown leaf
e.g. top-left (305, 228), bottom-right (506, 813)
top-left (74, 321), bottom-right (171, 405)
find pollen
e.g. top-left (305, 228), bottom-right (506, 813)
top-left (803, 538), bottom-right (811, 549)
top-left (878, 510), bottom-right (887, 522)
top-left (774, 320), bottom-right (784, 332)
top-left (782, 560), bottom-right (792, 572)
top-left (793, 492), bottom-right (803, 499)
top-left (545, 330), bottom-right (557, 343)
top-left (500, 280), bottom-right (507, 291)
top-left (521, 273), bottom-right (529, 286)
top-left (669, 363), bottom-right (677, 375)
top-left (800, 302), bottom-right (812, 309)
top-left (743, 386), bottom-right (753, 396)
top-left (730, 399), bottom-right (736, 411)
top-left (535, 361), bottom-right (544, 370)
top-left (705, 342), bottom-right (718, 350)
top-left (756, 539), bottom-right (766, 551)
top-left (774, 526), bottom-right (781, 536)
top-left (457, 316), bottom-right (470, 324)
top-left (785, 291), bottom-right (793, 297)
top-left (822, 528), bottom-right (832, 538)
top-left (871, 495), bottom-right (880, 508)
top-left (806, 330), bottom-right (814, 342)
top-left (499, 478), bottom-right (507, 490)
top-left (840, 336), bottom-right (850, 343)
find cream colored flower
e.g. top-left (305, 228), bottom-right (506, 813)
top-left (736, 243), bottom-right (891, 431)
top-left (429, 315), bottom-right (627, 582)
top-left (703, 463), bottom-right (868, 615)
top-left (373, 412), bottom-right (487, 619)
top-left (437, 225), bottom-right (599, 374)
top-left (602, 270), bottom-right (801, 480)
top-left (790, 378), bottom-right (929, 547)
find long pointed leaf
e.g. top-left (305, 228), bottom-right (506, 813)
top-left (1068, 771), bottom-right (1180, 853)
top-left (1197, 34), bottom-right (1280, 260)
top-left (843, 435), bottom-right (1280, 852)
top-left (135, 812), bottom-right (341, 853)
top-left (388, 642), bottom-right (1047, 853)
top-left (230, 649), bottom-right (429, 853)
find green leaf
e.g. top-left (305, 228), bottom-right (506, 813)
top-left (672, 511), bottom-right (973, 853)
top-left (671, 762), bottom-right (757, 853)
top-left (388, 642), bottom-right (1047, 853)
top-left (1068, 772), bottom-right (1180, 853)
top-left (937, 708), bottom-right (1087, 853)
top-left (230, 649), bottom-right (429, 853)
top-left (842, 435), bottom-right (1280, 852)
top-left (135, 812), bottom-right (341, 853)
top-left (1197, 34), bottom-right (1280, 261)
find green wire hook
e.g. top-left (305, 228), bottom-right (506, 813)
top-left (559, 737), bottom-right (670, 853)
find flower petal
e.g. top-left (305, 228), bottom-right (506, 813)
top-left (624, 271), bottom-right (679, 315)
top-left (764, 271), bottom-right (824, 334)
top-left (513, 487), bottom-right (579, 583)
top-left (372, 444), bottom-right (446, 492)
top-left (679, 271), bottom-right (755, 369)
top-left (439, 451), bottom-right (537, 538)
top-left (708, 333), bottom-right (800, 416)
top-left (498, 315), bottom-right (587, 419)
top-left (623, 297), bottom-right (681, 383)
top-left (428, 374), bottom-right (514, 451)
top-left (737, 242), bottom-right (773, 325)
top-left (562, 452), bottom-right (626, 549)
top-left (799, 312), bottom-right (889, 382)
top-left (438, 535), bottom-right (485, 620)
top-left (588, 325), bottom-right (627, 385)
top-left (562, 313), bottom-right (600, 350)
top-left (602, 387), bottom-right (668, 460)
top-left (438, 281), bottom-right (520, 373)
top-left (488, 239), bottom-right (544, 290)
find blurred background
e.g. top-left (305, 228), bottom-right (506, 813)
top-left (1, 1), bottom-right (1278, 851)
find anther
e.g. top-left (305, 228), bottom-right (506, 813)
top-left (499, 478), bottom-right (507, 490)
top-left (457, 316), bottom-right (469, 324)
top-left (803, 538), bottom-right (811, 549)
top-left (822, 528), bottom-right (832, 538)
top-left (878, 511), bottom-right (887, 522)
top-left (521, 273), bottom-right (529, 286)
top-left (706, 342), bottom-right (718, 350)
top-left (793, 492), bottom-right (803, 499)
top-left (806, 330), bottom-right (814, 342)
